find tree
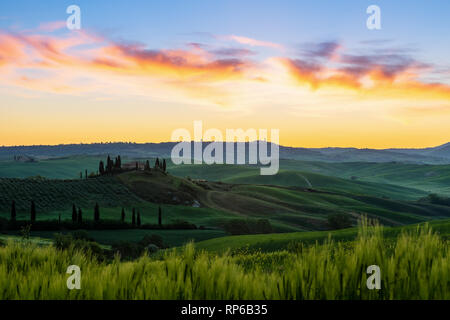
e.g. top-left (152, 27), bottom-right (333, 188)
top-left (137, 211), bottom-right (141, 227)
top-left (162, 159), bottom-right (167, 172)
top-left (78, 208), bottom-right (83, 223)
top-left (11, 200), bottom-right (16, 222)
top-left (158, 206), bottom-right (162, 226)
top-left (106, 155), bottom-right (112, 173)
top-left (117, 155), bottom-right (122, 169)
top-left (135, 162), bottom-right (138, 171)
top-left (132, 208), bottom-right (136, 225)
top-left (121, 208), bottom-right (125, 222)
top-left (155, 158), bottom-right (160, 169)
top-left (145, 160), bottom-right (150, 171)
top-left (58, 213), bottom-right (61, 224)
top-left (327, 213), bottom-right (352, 230)
top-left (72, 204), bottom-right (77, 223)
top-left (30, 200), bottom-right (36, 222)
top-left (99, 161), bottom-right (105, 175)
top-left (94, 203), bottom-right (100, 222)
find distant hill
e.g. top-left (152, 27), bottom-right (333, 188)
top-left (1, 141), bottom-right (450, 164)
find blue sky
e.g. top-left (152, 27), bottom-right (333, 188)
top-left (0, 1), bottom-right (449, 147)
top-left (1, 1), bottom-right (449, 57)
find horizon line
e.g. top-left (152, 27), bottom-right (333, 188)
top-left (1, 140), bottom-right (449, 151)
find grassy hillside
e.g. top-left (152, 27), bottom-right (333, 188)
top-left (278, 160), bottom-right (450, 195)
top-left (168, 164), bottom-right (429, 200)
top-left (0, 176), bottom-right (142, 215)
top-left (2, 155), bottom-right (449, 196)
top-left (195, 219), bottom-right (450, 253)
top-left (2, 169), bottom-right (450, 233)
top-left (0, 156), bottom-right (105, 179)
top-left (168, 160), bottom-right (450, 196)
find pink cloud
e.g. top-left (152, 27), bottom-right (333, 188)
top-left (38, 21), bottom-right (67, 32)
top-left (223, 35), bottom-right (283, 50)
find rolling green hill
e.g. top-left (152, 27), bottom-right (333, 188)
top-left (2, 155), bottom-right (449, 196)
top-left (2, 169), bottom-right (450, 233)
top-left (116, 170), bottom-right (450, 230)
top-left (277, 160), bottom-right (450, 195)
top-left (168, 164), bottom-right (428, 200)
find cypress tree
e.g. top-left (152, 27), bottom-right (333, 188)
top-left (132, 208), bottom-right (136, 225)
top-left (85, 169), bottom-right (88, 180)
top-left (94, 203), bottom-right (100, 222)
top-left (117, 155), bottom-right (122, 168)
top-left (99, 161), bottom-right (105, 175)
top-left (158, 206), bottom-right (162, 226)
top-left (135, 162), bottom-right (138, 171)
top-left (106, 155), bottom-right (112, 173)
top-left (72, 204), bottom-right (77, 223)
top-left (121, 208), bottom-right (125, 222)
top-left (11, 200), bottom-right (16, 222)
top-left (78, 208), bottom-right (83, 223)
top-left (30, 200), bottom-right (36, 222)
top-left (155, 158), bottom-right (160, 169)
top-left (137, 211), bottom-right (141, 227)
top-left (163, 159), bottom-right (167, 172)
top-left (58, 213), bottom-right (61, 224)
top-left (145, 160), bottom-right (150, 171)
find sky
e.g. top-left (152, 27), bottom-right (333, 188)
top-left (0, 0), bottom-right (450, 148)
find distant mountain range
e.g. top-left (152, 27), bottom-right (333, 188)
top-left (1, 142), bottom-right (450, 164)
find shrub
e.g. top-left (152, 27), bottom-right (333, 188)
top-left (420, 194), bottom-right (450, 206)
top-left (53, 233), bottom-right (104, 260)
top-left (327, 213), bottom-right (352, 230)
top-left (139, 234), bottom-right (164, 248)
top-left (111, 241), bottom-right (143, 260)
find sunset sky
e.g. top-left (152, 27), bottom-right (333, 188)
top-left (1, 0), bottom-right (450, 148)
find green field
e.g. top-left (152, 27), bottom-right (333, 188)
top-left (0, 222), bottom-right (448, 300)
top-left (195, 219), bottom-right (450, 253)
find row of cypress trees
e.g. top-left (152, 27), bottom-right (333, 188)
top-left (10, 200), bottom-right (163, 226)
top-left (122, 206), bottom-right (162, 226)
top-left (99, 155), bottom-right (122, 175)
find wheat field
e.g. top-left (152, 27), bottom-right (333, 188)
top-left (0, 221), bottom-right (448, 300)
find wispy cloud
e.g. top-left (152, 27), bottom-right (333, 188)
top-left (0, 28), bottom-right (257, 105)
top-left (222, 35), bottom-right (283, 50)
top-left (37, 21), bottom-right (67, 32)
top-left (1, 24), bottom-right (449, 109)
top-left (280, 40), bottom-right (450, 101)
